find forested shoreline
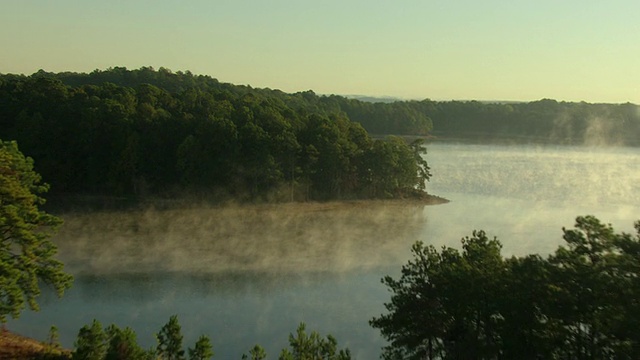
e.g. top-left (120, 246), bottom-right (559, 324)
top-left (0, 67), bottom-right (432, 203)
top-left (2, 67), bottom-right (638, 203)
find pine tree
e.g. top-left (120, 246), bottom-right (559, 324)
top-left (188, 335), bottom-right (213, 360)
top-left (0, 140), bottom-right (72, 322)
top-left (156, 315), bottom-right (185, 360)
top-left (73, 319), bottom-right (107, 360)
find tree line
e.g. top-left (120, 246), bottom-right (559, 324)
top-left (72, 317), bottom-right (351, 360)
top-left (40, 67), bottom-right (640, 145)
top-left (36, 316), bottom-right (350, 360)
top-left (0, 69), bottom-right (431, 202)
top-left (3, 68), bottom-right (637, 205)
top-left (424, 99), bottom-right (640, 145)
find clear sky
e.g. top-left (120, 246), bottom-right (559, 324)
top-left (1, 1), bottom-right (638, 103)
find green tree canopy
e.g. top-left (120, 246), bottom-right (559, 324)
top-left (371, 215), bottom-right (640, 359)
top-left (0, 69), bottom-right (435, 202)
top-left (187, 335), bottom-right (213, 360)
top-left (156, 314), bottom-right (185, 360)
top-left (0, 140), bottom-right (72, 322)
top-left (278, 323), bottom-right (351, 360)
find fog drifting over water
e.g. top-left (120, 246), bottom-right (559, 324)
top-left (10, 142), bottom-right (640, 359)
top-left (423, 142), bottom-right (640, 256)
top-left (56, 201), bottom-right (429, 276)
top-left (55, 143), bottom-right (640, 277)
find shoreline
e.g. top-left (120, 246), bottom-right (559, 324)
top-left (0, 328), bottom-right (70, 359)
top-left (46, 193), bottom-right (450, 214)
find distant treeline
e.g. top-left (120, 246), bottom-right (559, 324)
top-left (426, 99), bottom-right (640, 145)
top-left (39, 66), bottom-right (435, 136)
top-left (53, 68), bottom-right (640, 144)
top-left (2, 67), bottom-right (637, 200)
top-left (0, 67), bottom-right (431, 201)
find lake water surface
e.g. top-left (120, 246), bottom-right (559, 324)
top-left (8, 142), bottom-right (640, 358)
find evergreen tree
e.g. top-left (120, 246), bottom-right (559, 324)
top-left (242, 345), bottom-right (266, 360)
top-left (278, 323), bottom-right (351, 360)
top-left (105, 324), bottom-right (147, 360)
top-left (156, 315), bottom-right (185, 360)
top-left (0, 140), bottom-right (72, 322)
top-left (73, 319), bottom-right (107, 360)
top-left (188, 335), bottom-right (213, 360)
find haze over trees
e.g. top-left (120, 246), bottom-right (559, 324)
top-left (425, 99), bottom-right (640, 145)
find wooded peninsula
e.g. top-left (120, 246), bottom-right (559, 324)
top-left (1, 66), bottom-right (639, 204)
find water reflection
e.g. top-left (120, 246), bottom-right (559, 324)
top-left (427, 143), bottom-right (640, 206)
top-left (74, 270), bottom-right (365, 302)
top-left (14, 267), bottom-right (391, 359)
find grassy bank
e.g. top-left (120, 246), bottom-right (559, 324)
top-left (0, 328), bottom-right (70, 359)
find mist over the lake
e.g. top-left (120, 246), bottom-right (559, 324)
top-left (8, 141), bottom-right (640, 359)
top-left (56, 201), bottom-right (429, 276)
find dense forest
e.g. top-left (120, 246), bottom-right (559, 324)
top-left (44, 67), bottom-right (640, 144)
top-left (0, 67), bottom-right (432, 202)
top-left (2, 66), bottom-right (639, 202)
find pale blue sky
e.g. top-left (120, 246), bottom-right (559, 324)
top-left (1, 1), bottom-right (638, 103)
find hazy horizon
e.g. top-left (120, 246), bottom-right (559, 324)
top-left (1, 1), bottom-right (638, 104)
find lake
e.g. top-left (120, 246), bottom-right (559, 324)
top-left (8, 141), bottom-right (640, 358)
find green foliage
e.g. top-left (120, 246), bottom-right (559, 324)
top-left (0, 68), bottom-right (434, 202)
top-left (242, 345), bottom-right (266, 360)
top-left (47, 325), bottom-right (61, 351)
top-left (67, 316), bottom-right (352, 360)
top-left (73, 320), bottom-right (107, 360)
top-left (105, 324), bottom-right (147, 360)
top-left (424, 99), bottom-right (640, 144)
top-left (42, 324), bottom-right (70, 359)
top-left (156, 315), bottom-right (185, 360)
top-left (278, 323), bottom-right (351, 360)
top-left (0, 140), bottom-right (73, 322)
top-left (73, 317), bottom-right (187, 360)
top-left (372, 215), bottom-right (640, 359)
top-left (188, 335), bottom-right (213, 360)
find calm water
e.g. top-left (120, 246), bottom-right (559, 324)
top-left (8, 142), bottom-right (640, 358)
